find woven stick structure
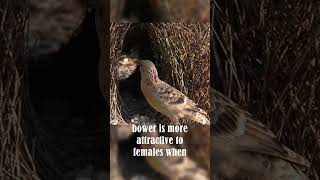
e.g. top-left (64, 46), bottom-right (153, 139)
top-left (0, 0), bottom-right (39, 179)
top-left (147, 23), bottom-right (211, 114)
top-left (110, 23), bottom-right (131, 125)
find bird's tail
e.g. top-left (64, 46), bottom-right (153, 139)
top-left (190, 111), bottom-right (210, 125)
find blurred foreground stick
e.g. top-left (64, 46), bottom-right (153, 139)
top-left (141, 131), bottom-right (209, 180)
top-left (148, 0), bottom-right (210, 22)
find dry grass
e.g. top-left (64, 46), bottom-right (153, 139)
top-left (213, 0), bottom-right (320, 179)
top-left (147, 23), bottom-right (211, 123)
top-left (0, 0), bottom-right (39, 179)
top-left (110, 23), bottom-right (131, 125)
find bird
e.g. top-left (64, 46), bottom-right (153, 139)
top-left (139, 60), bottom-right (209, 125)
top-left (211, 88), bottom-right (311, 180)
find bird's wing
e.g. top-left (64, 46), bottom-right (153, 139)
top-left (212, 89), bottom-right (310, 167)
top-left (154, 81), bottom-right (206, 114)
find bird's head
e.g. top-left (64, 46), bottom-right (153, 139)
top-left (139, 60), bottom-right (159, 82)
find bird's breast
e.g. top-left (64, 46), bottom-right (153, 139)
top-left (141, 81), bottom-right (173, 117)
top-left (141, 81), bottom-right (161, 105)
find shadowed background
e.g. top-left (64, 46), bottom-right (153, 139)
top-left (212, 0), bottom-right (320, 179)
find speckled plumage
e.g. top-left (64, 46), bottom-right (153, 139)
top-left (139, 60), bottom-right (209, 125)
top-left (211, 88), bottom-right (310, 180)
